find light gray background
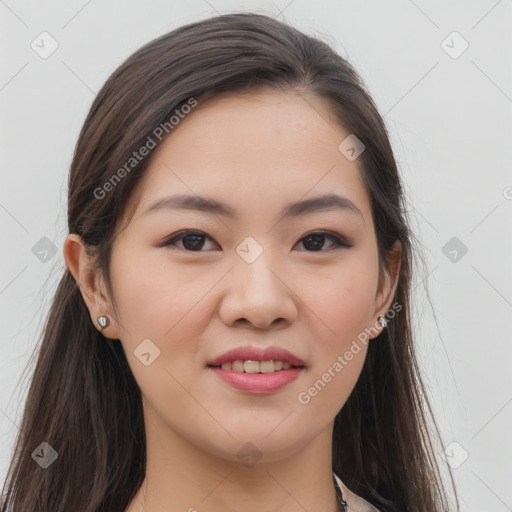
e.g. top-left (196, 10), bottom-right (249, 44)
top-left (1, 1), bottom-right (511, 510)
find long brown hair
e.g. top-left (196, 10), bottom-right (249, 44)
top-left (1, 13), bottom-right (459, 512)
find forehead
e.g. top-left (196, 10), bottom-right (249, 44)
top-left (124, 89), bottom-right (373, 228)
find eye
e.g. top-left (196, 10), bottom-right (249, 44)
top-left (161, 229), bottom-right (352, 253)
top-left (295, 231), bottom-right (353, 252)
top-left (161, 230), bottom-right (218, 252)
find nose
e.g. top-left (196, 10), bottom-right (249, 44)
top-left (218, 251), bottom-right (298, 330)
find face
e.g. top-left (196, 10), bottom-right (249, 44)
top-left (93, 90), bottom-right (399, 464)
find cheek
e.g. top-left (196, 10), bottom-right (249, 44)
top-left (292, 252), bottom-right (377, 407)
top-left (109, 248), bottom-right (218, 377)
top-left (110, 246), bottom-right (203, 331)
top-left (297, 252), bottom-right (378, 348)
top-left (109, 252), bottom-right (212, 415)
top-left (295, 282), bottom-right (373, 421)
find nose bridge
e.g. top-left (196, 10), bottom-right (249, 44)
top-left (234, 237), bottom-right (282, 296)
top-left (219, 236), bottom-right (296, 328)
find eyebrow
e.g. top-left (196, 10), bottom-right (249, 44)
top-left (142, 193), bottom-right (364, 221)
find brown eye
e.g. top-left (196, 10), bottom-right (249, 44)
top-left (297, 231), bottom-right (352, 252)
top-left (162, 230), bottom-right (218, 252)
top-left (161, 230), bottom-right (352, 253)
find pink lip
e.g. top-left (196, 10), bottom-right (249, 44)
top-left (208, 366), bottom-right (303, 394)
top-left (206, 346), bottom-right (305, 367)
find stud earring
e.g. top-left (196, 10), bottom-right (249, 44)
top-left (377, 315), bottom-right (388, 328)
top-left (97, 315), bottom-right (110, 331)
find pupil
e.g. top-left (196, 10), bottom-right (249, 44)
top-left (183, 235), bottom-right (204, 251)
top-left (303, 234), bottom-right (324, 251)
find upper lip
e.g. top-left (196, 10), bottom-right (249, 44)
top-left (206, 346), bottom-right (305, 367)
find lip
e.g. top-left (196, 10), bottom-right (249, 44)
top-left (206, 346), bottom-right (305, 367)
top-left (208, 366), bottom-right (304, 394)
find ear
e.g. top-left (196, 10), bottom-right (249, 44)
top-left (370, 240), bottom-right (402, 338)
top-left (63, 234), bottom-right (120, 340)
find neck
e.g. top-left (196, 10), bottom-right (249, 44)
top-left (126, 405), bottom-right (342, 512)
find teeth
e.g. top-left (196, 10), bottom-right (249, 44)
top-left (218, 360), bottom-right (296, 373)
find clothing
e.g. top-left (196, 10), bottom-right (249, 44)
top-left (333, 472), bottom-right (405, 512)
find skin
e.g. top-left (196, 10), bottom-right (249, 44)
top-left (64, 89), bottom-right (401, 512)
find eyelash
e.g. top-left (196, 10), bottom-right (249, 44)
top-left (161, 230), bottom-right (353, 253)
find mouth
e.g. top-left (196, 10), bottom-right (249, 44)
top-left (205, 346), bottom-right (306, 393)
top-left (207, 360), bottom-right (305, 373)
top-left (206, 346), bottom-right (306, 369)
top-left (207, 363), bottom-right (305, 394)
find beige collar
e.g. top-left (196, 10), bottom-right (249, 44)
top-left (333, 472), bottom-right (381, 512)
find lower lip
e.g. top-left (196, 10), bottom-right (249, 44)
top-left (208, 367), bottom-right (303, 394)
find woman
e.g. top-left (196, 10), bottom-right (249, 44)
top-left (0, 12), bottom-right (459, 512)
